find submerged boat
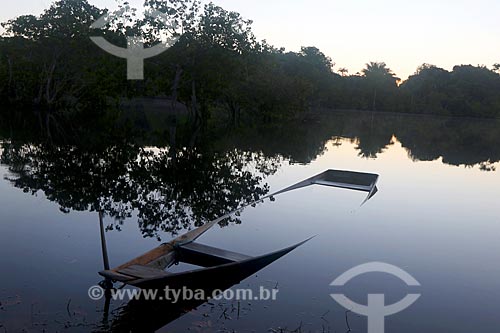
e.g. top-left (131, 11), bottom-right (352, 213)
top-left (98, 169), bottom-right (379, 290)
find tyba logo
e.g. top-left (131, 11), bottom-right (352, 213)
top-left (90, 8), bottom-right (178, 80)
top-left (330, 262), bottom-right (421, 333)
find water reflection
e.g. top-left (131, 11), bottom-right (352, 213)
top-left (1, 111), bottom-right (499, 239)
top-left (97, 279), bottom-right (254, 332)
top-left (1, 141), bottom-right (280, 239)
top-left (211, 112), bottom-right (500, 169)
top-left (1, 111), bottom-right (499, 332)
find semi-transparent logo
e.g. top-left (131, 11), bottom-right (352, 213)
top-left (90, 8), bottom-right (178, 80)
top-left (330, 262), bottom-right (421, 333)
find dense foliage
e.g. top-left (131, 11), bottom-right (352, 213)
top-left (1, 0), bottom-right (500, 124)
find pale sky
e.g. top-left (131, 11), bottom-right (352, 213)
top-left (1, 0), bottom-right (500, 79)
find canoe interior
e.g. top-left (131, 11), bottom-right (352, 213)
top-left (100, 238), bottom-right (310, 288)
top-left (130, 238), bottom-right (310, 290)
top-left (315, 169), bottom-right (379, 190)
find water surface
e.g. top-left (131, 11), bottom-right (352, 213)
top-left (1, 112), bottom-right (499, 332)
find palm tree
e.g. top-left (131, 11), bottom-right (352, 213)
top-left (338, 67), bottom-right (348, 77)
top-left (362, 62), bottom-right (399, 110)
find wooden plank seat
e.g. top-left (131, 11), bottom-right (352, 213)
top-left (176, 242), bottom-right (252, 267)
top-left (99, 265), bottom-right (170, 281)
top-left (117, 265), bottom-right (171, 279)
top-left (99, 270), bottom-right (137, 282)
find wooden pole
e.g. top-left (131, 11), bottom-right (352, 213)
top-left (99, 211), bottom-right (110, 271)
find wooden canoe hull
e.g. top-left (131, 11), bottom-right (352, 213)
top-left (100, 240), bottom-right (309, 332)
top-left (130, 238), bottom-right (310, 290)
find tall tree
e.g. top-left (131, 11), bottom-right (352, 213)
top-left (361, 62), bottom-right (400, 110)
top-left (338, 67), bottom-right (348, 76)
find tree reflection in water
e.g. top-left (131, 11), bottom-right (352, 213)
top-left (1, 111), bottom-right (499, 240)
top-left (1, 140), bottom-right (281, 239)
top-left (1, 110), bottom-right (500, 331)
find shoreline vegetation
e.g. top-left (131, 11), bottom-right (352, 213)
top-left (0, 1), bottom-right (499, 182)
top-left (1, 0), bottom-right (500, 131)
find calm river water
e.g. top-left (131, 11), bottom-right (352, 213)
top-left (0, 112), bottom-right (499, 332)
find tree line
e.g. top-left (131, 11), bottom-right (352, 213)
top-left (1, 0), bottom-right (500, 127)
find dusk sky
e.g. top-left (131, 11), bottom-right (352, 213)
top-left (2, 0), bottom-right (500, 79)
